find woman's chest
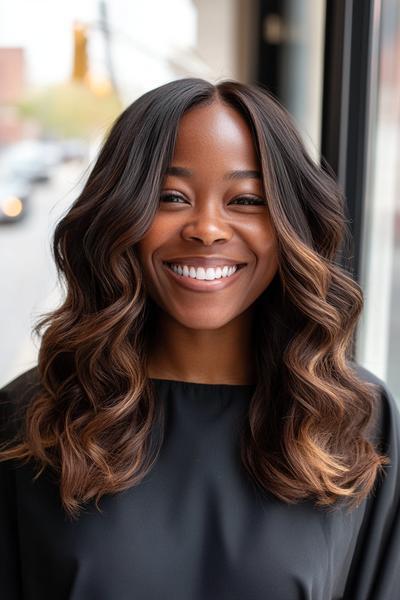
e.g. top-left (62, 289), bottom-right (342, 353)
top-left (15, 451), bottom-right (365, 600)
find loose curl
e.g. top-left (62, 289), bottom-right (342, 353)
top-left (0, 78), bottom-right (389, 521)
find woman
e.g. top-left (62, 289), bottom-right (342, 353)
top-left (1, 78), bottom-right (399, 600)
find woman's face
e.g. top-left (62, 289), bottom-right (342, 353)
top-left (137, 100), bottom-right (279, 330)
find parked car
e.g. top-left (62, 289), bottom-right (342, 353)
top-left (59, 138), bottom-right (88, 162)
top-left (0, 139), bottom-right (62, 185)
top-left (0, 174), bottom-right (31, 223)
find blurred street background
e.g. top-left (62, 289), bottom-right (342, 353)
top-left (0, 0), bottom-right (399, 404)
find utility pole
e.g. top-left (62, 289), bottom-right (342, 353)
top-left (98, 0), bottom-right (120, 100)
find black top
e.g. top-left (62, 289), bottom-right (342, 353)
top-left (1, 364), bottom-right (400, 600)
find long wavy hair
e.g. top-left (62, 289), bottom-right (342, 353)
top-left (0, 78), bottom-right (390, 521)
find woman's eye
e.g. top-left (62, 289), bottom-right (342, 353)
top-left (230, 196), bottom-right (266, 206)
top-left (159, 193), bottom-right (186, 204)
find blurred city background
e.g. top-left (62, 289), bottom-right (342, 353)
top-left (0, 0), bottom-right (399, 403)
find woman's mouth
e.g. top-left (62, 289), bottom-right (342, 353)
top-left (162, 261), bottom-right (247, 292)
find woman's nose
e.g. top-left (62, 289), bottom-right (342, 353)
top-left (181, 204), bottom-right (233, 245)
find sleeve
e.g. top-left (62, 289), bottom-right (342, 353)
top-left (0, 386), bottom-right (23, 600)
top-left (342, 375), bottom-right (400, 600)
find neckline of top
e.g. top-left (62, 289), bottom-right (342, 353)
top-left (149, 377), bottom-right (256, 389)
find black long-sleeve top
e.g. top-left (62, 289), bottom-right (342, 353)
top-left (1, 364), bottom-right (400, 599)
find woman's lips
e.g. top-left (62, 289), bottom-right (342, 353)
top-left (161, 262), bottom-right (247, 292)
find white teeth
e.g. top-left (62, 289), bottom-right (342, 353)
top-left (168, 263), bottom-right (239, 280)
top-left (197, 267), bottom-right (206, 280)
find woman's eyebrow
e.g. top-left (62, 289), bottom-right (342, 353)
top-left (165, 166), bottom-right (261, 180)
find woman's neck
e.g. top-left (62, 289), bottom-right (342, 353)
top-left (146, 307), bottom-right (256, 385)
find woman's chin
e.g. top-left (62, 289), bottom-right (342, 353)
top-left (162, 308), bottom-right (238, 331)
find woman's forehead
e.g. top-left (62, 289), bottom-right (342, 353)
top-left (172, 102), bottom-right (260, 167)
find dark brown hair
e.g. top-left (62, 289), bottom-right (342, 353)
top-left (0, 78), bottom-right (389, 521)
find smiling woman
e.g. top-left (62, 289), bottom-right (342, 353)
top-left (0, 78), bottom-right (400, 600)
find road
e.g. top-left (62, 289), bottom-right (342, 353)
top-left (0, 162), bottom-right (87, 386)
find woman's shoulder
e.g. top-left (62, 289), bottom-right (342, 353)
top-left (0, 366), bottom-right (41, 441)
top-left (349, 360), bottom-right (400, 451)
top-left (0, 366), bottom-right (40, 394)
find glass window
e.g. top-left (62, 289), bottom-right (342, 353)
top-left (356, 0), bottom-right (400, 402)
